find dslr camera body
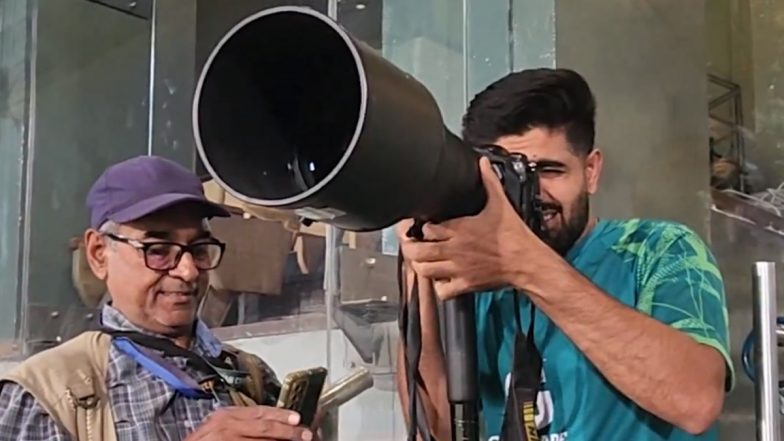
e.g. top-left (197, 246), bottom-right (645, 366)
top-left (473, 144), bottom-right (544, 234)
top-left (406, 145), bottom-right (543, 241)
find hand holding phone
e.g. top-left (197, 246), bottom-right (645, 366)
top-left (185, 406), bottom-right (312, 441)
top-left (276, 367), bottom-right (328, 427)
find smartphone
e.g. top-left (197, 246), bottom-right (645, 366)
top-left (276, 366), bottom-right (328, 426)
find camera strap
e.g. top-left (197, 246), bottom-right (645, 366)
top-left (112, 337), bottom-right (217, 399)
top-left (500, 293), bottom-right (542, 441)
top-left (101, 329), bottom-right (249, 395)
top-left (398, 251), bottom-right (435, 441)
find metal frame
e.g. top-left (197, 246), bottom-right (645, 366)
top-left (708, 73), bottom-right (746, 192)
top-left (752, 261), bottom-right (780, 441)
top-left (17, 0), bottom-right (37, 357)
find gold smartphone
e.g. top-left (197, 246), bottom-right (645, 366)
top-left (276, 367), bottom-right (328, 426)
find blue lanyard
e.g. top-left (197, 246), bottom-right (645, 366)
top-left (113, 337), bottom-right (214, 399)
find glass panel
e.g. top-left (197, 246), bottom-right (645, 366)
top-left (148, 0), bottom-right (197, 166)
top-left (11, 0), bottom-right (152, 354)
top-left (465, 0), bottom-right (513, 97)
top-left (0, 0), bottom-right (30, 343)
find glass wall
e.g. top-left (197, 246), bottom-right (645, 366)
top-left (0, 0), bottom-right (29, 345)
top-left (0, 0), bottom-right (156, 355)
top-left (1, 1), bottom-right (784, 440)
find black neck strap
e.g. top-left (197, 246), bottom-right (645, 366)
top-left (100, 328), bottom-right (238, 378)
top-left (501, 293), bottom-right (542, 441)
top-left (512, 291), bottom-right (536, 347)
top-left (398, 251), bottom-right (435, 441)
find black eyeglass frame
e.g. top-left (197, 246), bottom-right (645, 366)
top-left (104, 232), bottom-right (226, 271)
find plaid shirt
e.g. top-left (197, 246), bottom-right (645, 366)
top-left (0, 304), bottom-right (280, 441)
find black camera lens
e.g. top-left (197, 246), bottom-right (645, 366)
top-left (196, 11), bottom-right (361, 201)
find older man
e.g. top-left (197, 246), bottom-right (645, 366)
top-left (0, 156), bottom-right (313, 441)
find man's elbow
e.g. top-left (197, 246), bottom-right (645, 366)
top-left (677, 387), bottom-right (725, 435)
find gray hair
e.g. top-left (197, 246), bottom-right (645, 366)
top-left (98, 220), bottom-right (119, 250)
top-left (98, 220), bottom-right (119, 234)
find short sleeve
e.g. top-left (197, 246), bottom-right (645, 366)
top-left (635, 226), bottom-right (734, 391)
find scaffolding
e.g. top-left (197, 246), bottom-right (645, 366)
top-left (708, 74), bottom-right (747, 193)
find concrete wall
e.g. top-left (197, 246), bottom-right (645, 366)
top-left (746, 0), bottom-right (784, 189)
top-left (707, 0), bottom-right (733, 78)
top-left (555, 0), bottom-right (711, 236)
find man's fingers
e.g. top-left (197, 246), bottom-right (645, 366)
top-left (216, 406), bottom-right (300, 425)
top-left (420, 223), bottom-right (452, 241)
top-left (410, 261), bottom-right (458, 280)
top-left (433, 278), bottom-right (471, 300)
top-left (191, 407), bottom-right (312, 441)
top-left (401, 241), bottom-right (445, 263)
top-left (478, 157), bottom-right (505, 193)
top-left (240, 420), bottom-right (313, 441)
top-left (396, 219), bottom-right (414, 239)
top-left (253, 406), bottom-right (302, 425)
top-left (477, 157), bottom-right (511, 211)
top-left (397, 219), bottom-right (455, 243)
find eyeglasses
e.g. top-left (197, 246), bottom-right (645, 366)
top-left (104, 233), bottom-right (226, 271)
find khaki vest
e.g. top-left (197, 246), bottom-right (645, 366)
top-left (2, 332), bottom-right (116, 441)
top-left (1, 331), bottom-right (266, 440)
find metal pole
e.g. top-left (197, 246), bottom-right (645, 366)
top-left (753, 261), bottom-right (780, 441)
top-left (146, 0), bottom-right (157, 156)
top-left (322, 226), bottom-right (341, 441)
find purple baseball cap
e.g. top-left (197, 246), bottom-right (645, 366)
top-left (86, 155), bottom-right (230, 229)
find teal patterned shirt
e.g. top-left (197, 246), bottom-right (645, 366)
top-left (475, 219), bottom-right (733, 441)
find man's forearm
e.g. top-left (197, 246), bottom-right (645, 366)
top-left (395, 268), bottom-right (451, 441)
top-left (519, 258), bottom-right (726, 434)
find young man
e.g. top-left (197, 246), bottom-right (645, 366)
top-left (396, 68), bottom-right (732, 441)
top-left (0, 156), bottom-right (314, 441)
